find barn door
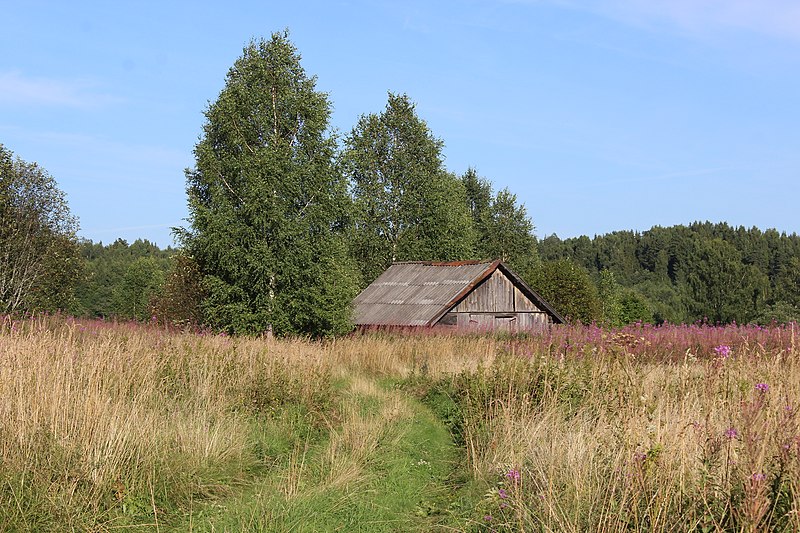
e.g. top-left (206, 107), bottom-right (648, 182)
top-left (494, 315), bottom-right (517, 331)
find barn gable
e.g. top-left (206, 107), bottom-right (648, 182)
top-left (353, 260), bottom-right (564, 330)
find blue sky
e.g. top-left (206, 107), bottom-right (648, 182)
top-left (2, 0), bottom-right (798, 248)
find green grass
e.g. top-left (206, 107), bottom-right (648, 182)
top-left (177, 376), bottom-right (468, 532)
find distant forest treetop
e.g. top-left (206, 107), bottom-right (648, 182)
top-left (69, 220), bottom-right (800, 329)
top-left (539, 221), bottom-right (800, 325)
top-left (74, 238), bottom-right (175, 321)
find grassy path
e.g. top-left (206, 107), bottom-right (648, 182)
top-left (179, 374), bottom-right (467, 532)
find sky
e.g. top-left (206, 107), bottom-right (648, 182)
top-left (2, 0), bottom-right (798, 248)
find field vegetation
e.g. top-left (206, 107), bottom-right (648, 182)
top-left (1, 316), bottom-right (797, 531)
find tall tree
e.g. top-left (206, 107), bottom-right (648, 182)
top-left (181, 32), bottom-right (358, 336)
top-left (462, 167), bottom-right (492, 236)
top-left (484, 188), bottom-right (538, 274)
top-left (151, 253), bottom-right (206, 327)
top-left (773, 257), bottom-right (800, 309)
top-left (0, 144), bottom-right (81, 314)
top-left (344, 93), bottom-right (475, 284)
top-left (680, 238), bottom-right (768, 324)
top-left (112, 257), bottom-right (165, 321)
top-left (462, 168), bottom-right (538, 275)
top-left (529, 259), bottom-right (601, 324)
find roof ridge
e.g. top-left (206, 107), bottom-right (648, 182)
top-left (391, 260), bottom-right (494, 266)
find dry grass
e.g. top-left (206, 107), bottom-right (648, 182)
top-left (2, 318), bottom-right (798, 531)
top-left (329, 332), bottom-right (499, 377)
top-left (0, 318), bottom-right (334, 528)
top-left (453, 343), bottom-right (800, 531)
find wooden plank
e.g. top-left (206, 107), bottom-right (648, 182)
top-left (453, 270), bottom-right (531, 314)
top-left (514, 286), bottom-right (542, 312)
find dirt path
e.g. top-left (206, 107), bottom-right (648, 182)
top-left (178, 375), bottom-right (466, 532)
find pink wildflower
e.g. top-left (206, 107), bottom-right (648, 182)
top-left (714, 345), bottom-right (731, 358)
top-left (724, 427), bottom-right (739, 439)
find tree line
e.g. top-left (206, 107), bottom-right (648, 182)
top-left (539, 223), bottom-right (800, 326)
top-left (2, 31), bottom-right (798, 334)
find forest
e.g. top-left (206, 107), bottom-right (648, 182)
top-left (1, 31), bottom-right (798, 334)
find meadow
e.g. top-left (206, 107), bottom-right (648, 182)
top-left (0, 316), bottom-right (797, 531)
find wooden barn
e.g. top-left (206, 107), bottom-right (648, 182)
top-left (353, 260), bottom-right (564, 331)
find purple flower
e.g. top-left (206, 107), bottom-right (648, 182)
top-left (755, 383), bottom-right (769, 393)
top-left (484, 515), bottom-right (493, 522)
top-left (506, 469), bottom-right (521, 482)
top-left (724, 427), bottom-right (739, 439)
top-left (498, 488), bottom-right (508, 499)
top-left (714, 345), bottom-right (731, 358)
top-left (751, 472), bottom-right (767, 482)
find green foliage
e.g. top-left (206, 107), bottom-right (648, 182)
top-left (529, 259), bottom-right (602, 324)
top-left (754, 301), bottom-right (800, 325)
top-left (112, 257), bottom-right (165, 320)
top-left (74, 238), bottom-right (172, 319)
top-left (597, 269), bottom-right (623, 327)
top-left (344, 93), bottom-right (476, 284)
top-left (539, 222), bottom-right (800, 324)
top-left (151, 252), bottom-right (205, 327)
top-left (596, 269), bottom-right (653, 326)
top-left (463, 168), bottom-right (539, 276)
top-left (182, 31), bottom-right (358, 336)
top-left (462, 167), bottom-right (493, 229)
top-left (618, 287), bottom-right (654, 324)
top-left (681, 238), bottom-right (769, 324)
top-left (0, 144), bottom-right (81, 315)
top-left (774, 257), bottom-right (800, 308)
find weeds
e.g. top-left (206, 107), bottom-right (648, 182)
top-left (1, 317), bottom-right (798, 531)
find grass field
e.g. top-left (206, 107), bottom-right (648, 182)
top-left (0, 316), bottom-right (797, 531)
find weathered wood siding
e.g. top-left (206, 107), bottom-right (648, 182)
top-left (444, 270), bottom-right (552, 331)
top-left (514, 286), bottom-right (538, 312)
top-left (453, 270), bottom-right (513, 313)
top-left (452, 270), bottom-right (545, 314)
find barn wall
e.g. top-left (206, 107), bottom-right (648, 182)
top-left (440, 270), bottom-right (554, 331)
top-left (441, 311), bottom-right (551, 331)
top-left (453, 270), bottom-right (513, 313)
top-left (452, 270), bottom-right (545, 314)
top-left (514, 286), bottom-right (543, 312)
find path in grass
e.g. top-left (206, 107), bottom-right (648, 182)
top-left (180, 374), bottom-right (469, 532)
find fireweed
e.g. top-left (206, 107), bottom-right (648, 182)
top-left (437, 322), bottom-right (799, 531)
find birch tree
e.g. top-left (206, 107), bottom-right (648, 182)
top-left (344, 93), bottom-right (475, 284)
top-left (180, 32), bottom-right (357, 336)
top-left (0, 144), bottom-right (80, 314)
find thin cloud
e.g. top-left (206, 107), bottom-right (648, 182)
top-left (598, 0), bottom-right (800, 41)
top-left (510, 0), bottom-right (800, 41)
top-left (0, 71), bottom-right (121, 108)
top-left (0, 126), bottom-right (190, 186)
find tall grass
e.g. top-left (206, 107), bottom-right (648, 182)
top-left (1, 316), bottom-right (797, 531)
top-left (440, 325), bottom-right (800, 531)
top-left (0, 317), bottom-right (335, 530)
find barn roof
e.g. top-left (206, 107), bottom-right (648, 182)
top-left (353, 260), bottom-right (565, 326)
